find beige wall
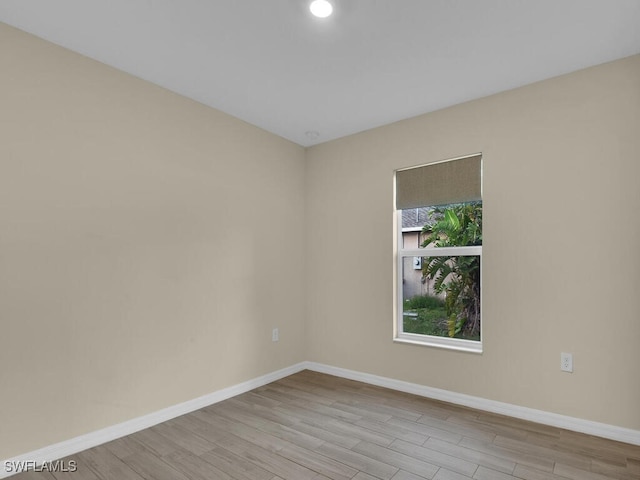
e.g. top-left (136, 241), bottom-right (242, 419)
top-left (306, 55), bottom-right (640, 430)
top-left (0, 23), bottom-right (306, 458)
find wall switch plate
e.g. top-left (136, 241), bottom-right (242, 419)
top-left (272, 328), bottom-right (279, 342)
top-left (560, 352), bottom-right (573, 372)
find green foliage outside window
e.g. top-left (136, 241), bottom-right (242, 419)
top-left (421, 202), bottom-right (482, 338)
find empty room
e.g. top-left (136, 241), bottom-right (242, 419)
top-left (1, 1), bottom-right (639, 479)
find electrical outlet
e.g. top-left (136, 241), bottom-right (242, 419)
top-left (560, 352), bottom-right (573, 373)
top-left (272, 328), bottom-right (279, 342)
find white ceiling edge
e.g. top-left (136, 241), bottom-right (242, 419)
top-left (1, 0), bottom-right (640, 147)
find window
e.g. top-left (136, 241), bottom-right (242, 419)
top-left (394, 154), bottom-right (482, 353)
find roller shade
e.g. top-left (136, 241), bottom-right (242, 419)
top-left (395, 154), bottom-right (482, 209)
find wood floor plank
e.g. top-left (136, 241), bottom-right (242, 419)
top-left (392, 470), bottom-right (435, 480)
top-left (352, 472), bottom-right (384, 480)
top-left (492, 434), bottom-right (593, 470)
top-left (223, 397), bottom-right (299, 428)
top-left (102, 436), bottom-right (148, 461)
top-left (626, 457), bottom-right (640, 476)
top-left (423, 437), bottom-right (515, 474)
top-left (273, 402), bottom-right (339, 425)
top-left (160, 451), bottom-right (235, 480)
top-left (553, 462), bottom-right (622, 480)
top-left (472, 465), bottom-right (515, 480)
top-left (206, 430), bottom-right (322, 480)
top-left (258, 383), bottom-right (336, 406)
top-left (339, 399), bottom-right (424, 422)
top-left (458, 436), bottom-right (555, 473)
top-left (15, 371), bottom-right (638, 480)
top-left (77, 445), bottom-right (146, 480)
top-left (119, 449), bottom-right (190, 480)
top-left (127, 428), bottom-right (185, 458)
top-left (386, 416), bottom-right (463, 444)
top-left (512, 464), bottom-right (574, 480)
top-left (372, 395), bottom-right (454, 421)
top-left (557, 429), bottom-right (640, 459)
top-left (316, 442), bottom-right (400, 480)
top-left (351, 440), bottom-right (440, 479)
top-left (236, 390), bottom-right (285, 408)
top-left (274, 400), bottom-right (365, 426)
top-left (304, 416), bottom-right (397, 447)
top-left (433, 469), bottom-right (474, 480)
top-left (168, 412), bottom-right (230, 444)
top-left (417, 415), bottom-right (495, 443)
top-left (290, 398), bottom-right (365, 423)
top-left (252, 386), bottom-right (321, 407)
top-left (200, 406), bottom-right (360, 480)
top-left (475, 413), bottom-right (561, 439)
top-left (275, 443), bottom-right (359, 480)
top-left (360, 388), bottom-right (474, 422)
top-left (280, 418), bottom-right (362, 449)
top-left (192, 409), bottom-right (290, 451)
top-left (386, 439), bottom-right (478, 477)
top-left (354, 417), bottom-right (429, 445)
top-left (328, 401), bottom-right (395, 423)
top-left (443, 412), bottom-right (530, 442)
top-left (279, 377), bottom-right (391, 407)
top-left (199, 446), bottom-right (276, 480)
top-left (150, 420), bottom-right (217, 456)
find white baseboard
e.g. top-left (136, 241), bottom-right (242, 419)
top-left (4, 361), bottom-right (639, 478)
top-left (304, 361), bottom-right (640, 447)
top-left (0, 362), bottom-right (307, 479)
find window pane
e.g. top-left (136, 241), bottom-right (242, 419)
top-left (402, 255), bottom-right (480, 341)
top-left (401, 202), bottom-right (482, 249)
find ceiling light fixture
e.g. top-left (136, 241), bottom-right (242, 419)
top-left (309, 0), bottom-right (333, 18)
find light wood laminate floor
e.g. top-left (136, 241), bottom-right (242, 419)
top-left (13, 370), bottom-right (640, 480)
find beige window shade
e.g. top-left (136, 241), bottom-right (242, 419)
top-left (395, 154), bottom-right (482, 209)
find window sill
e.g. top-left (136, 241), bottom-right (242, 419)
top-left (394, 333), bottom-right (483, 354)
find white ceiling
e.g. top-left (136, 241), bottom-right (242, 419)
top-left (1, 1), bottom-right (640, 146)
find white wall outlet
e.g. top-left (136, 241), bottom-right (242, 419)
top-left (272, 328), bottom-right (279, 342)
top-left (560, 352), bottom-right (573, 373)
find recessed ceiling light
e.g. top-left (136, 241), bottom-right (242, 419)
top-left (309, 0), bottom-right (333, 18)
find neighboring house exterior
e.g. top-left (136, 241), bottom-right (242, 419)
top-left (401, 207), bottom-right (439, 300)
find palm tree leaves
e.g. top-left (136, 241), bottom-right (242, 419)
top-left (419, 202), bottom-right (482, 339)
top-left (444, 209), bottom-right (460, 231)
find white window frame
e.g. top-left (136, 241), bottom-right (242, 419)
top-left (394, 210), bottom-right (483, 353)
